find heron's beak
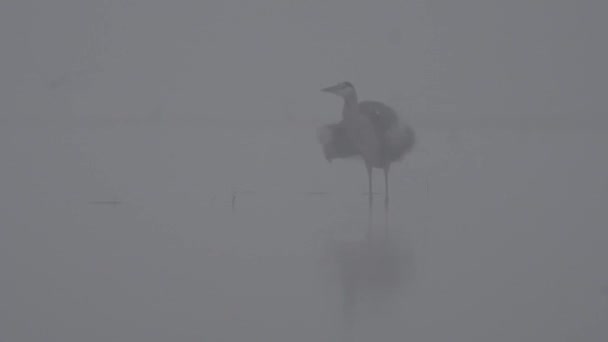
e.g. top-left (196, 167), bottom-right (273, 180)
top-left (321, 84), bottom-right (340, 94)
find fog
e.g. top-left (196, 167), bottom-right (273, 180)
top-left (1, 1), bottom-right (607, 341)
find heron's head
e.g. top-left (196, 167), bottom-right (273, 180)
top-left (321, 81), bottom-right (355, 98)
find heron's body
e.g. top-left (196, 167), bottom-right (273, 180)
top-left (320, 102), bottom-right (414, 166)
top-left (318, 82), bottom-right (415, 208)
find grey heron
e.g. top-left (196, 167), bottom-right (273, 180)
top-left (318, 82), bottom-right (415, 208)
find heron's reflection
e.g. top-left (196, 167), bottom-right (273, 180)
top-left (322, 203), bottom-right (414, 331)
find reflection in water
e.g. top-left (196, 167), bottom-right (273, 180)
top-left (321, 204), bottom-right (415, 335)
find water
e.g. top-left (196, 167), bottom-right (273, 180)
top-left (1, 120), bottom-right (607, 341)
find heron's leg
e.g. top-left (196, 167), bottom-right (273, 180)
top-left (367, 198), bottom-right (374, 240)
top-left (366, 163), bottom-right (373, 209)
top-left (383, 166), bottom-right (390, 210)
top-left (383, 166), bottom-right (390, 236)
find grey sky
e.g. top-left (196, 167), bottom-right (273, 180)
top-left (2, 0), bottom-right (606, 126)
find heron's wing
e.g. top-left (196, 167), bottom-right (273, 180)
top-left (330, 123), bottom-right (360, 158)
top-left (358, 101), bottom-right (414, 161)
top-left (360, 101), bottom-right (410, 127)
top-left (318, 122), bottom-right (360, 159)
top-left (358, 101), bottom-right (399, 134)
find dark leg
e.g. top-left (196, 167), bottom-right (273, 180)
top-left (366, 163), bottom-right (373, 209)
top-left (366, 163), bottom-right (373, 236)
top-left (383, 166), bottom-right (389, 210)
top-left (367, 199), bottom-right (374, 240)
top-left (383, 167), bottom-right (390, 236)
top-left (384, 207), bottom-right (389, 237)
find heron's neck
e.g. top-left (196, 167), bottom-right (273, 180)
top-left (341, 93), bottom-right (359, 120)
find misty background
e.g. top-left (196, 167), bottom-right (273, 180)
top-left (1, 1), bottom-right (607, 341)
